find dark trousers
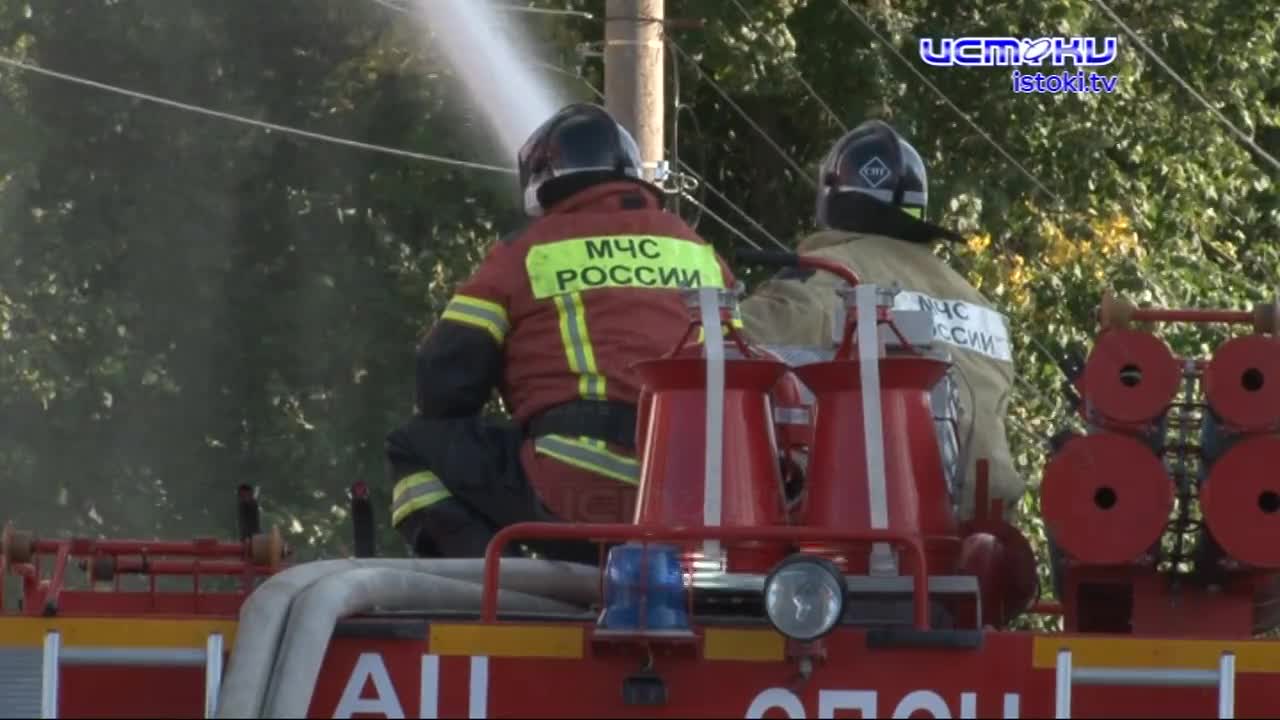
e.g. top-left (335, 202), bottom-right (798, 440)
top-left (385, 415), bottom-right (599, 564)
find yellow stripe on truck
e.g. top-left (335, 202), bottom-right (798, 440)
top-left (429, 624), bottom-right (584, 659)
top-left (703, 628), bottom-right (785, 662)
top-left (0, 617), bottom-right (238, 649)
top-left (1032, 635), bottom-right (1280, 673)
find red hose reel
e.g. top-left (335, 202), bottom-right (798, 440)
top-left (1080, 328), bottom-right (1181, 428)
top-left (1200, 435), bottom-right (1280, 569)
top-left (1204, 334), bottom-right (1280, 432)
top-left (1040, 432), bottom-right (1174, 566)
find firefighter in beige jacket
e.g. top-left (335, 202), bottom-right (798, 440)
top-left (740, 120), bottom-right (1022, 521)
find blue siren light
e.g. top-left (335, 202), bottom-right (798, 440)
top-left (601, 542), bottom-right (690, 631)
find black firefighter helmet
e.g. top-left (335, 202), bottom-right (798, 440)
top-left (814, 120), bottom-right (961, 244)
top-left (815, 119), bottom-right (928, 224)
top-left (517, 103), bottom-right (657, 216)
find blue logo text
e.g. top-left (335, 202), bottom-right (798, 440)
top-left (1012, 70), bottom-right (1119, 94)
top-left (919, 37), bottom-right (1118, 67)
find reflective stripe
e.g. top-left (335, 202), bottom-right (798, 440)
top-left (552, 292), bottom-right (607, 399)
top-left (774, 406), bottom-right (811, 425)
top-left (695, 320), bottom-right (743, 343)
top-left (836, 186), bottom-right (927, 208)
top-left (390, 471), bottom-right (452, 526)
top-left (525, 235), bottom-right (725, 299)
top-left (534, 434), bottom-right (640, 485)
top-left (440, 295), bottom-right (509, 345)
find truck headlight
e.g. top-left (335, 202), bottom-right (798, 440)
top-left (763, 554), bottom-right (847, 641)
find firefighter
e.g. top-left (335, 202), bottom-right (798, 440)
top-left (738, 119), bottom-right (1021, 521)
top-left (386, 103), bottom-right (735, 559)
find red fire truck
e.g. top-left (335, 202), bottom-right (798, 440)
top-left (3, 253), bottom-right (1278, 718)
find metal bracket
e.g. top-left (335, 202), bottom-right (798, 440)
top-left (1053, 649), bottom-right (1236, 718)
top-left (854, 284), bottom-right (895, 576)
top-left (698, 287), bottom-right (725, 563)
top-left (205, 633), bottom-right (224, 719)
top-left (622, 669), bottom-right (668, 706)
top-left (40, 632), bottom-right (58, 719)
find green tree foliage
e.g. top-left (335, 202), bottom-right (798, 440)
top-left (1, 0), bottom-right (1276, 599)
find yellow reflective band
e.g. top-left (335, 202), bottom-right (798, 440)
top-left (440, 294), bottom-right (509, 345)
top-left (703, 628), bottom-right (785, 662)
top-left (391, 471), bottom-right (452, 527)
top-left (429, 624), bottom-right (584, 659)
top-left (552, 292), bottom-right (606, 399)
top-left (534, 434), bottom-right (640, 485)
top-left (525, 235), bottom-right (725, 299)
top-left (1032, 636), bottom-right (1280, 673)
top-left (694, 321), bottom-right (743, 343)
top-left (0, 617), bottom-right (239, 650)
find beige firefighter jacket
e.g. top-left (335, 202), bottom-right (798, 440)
top-left (739, 229), bottom-right (1022, 521)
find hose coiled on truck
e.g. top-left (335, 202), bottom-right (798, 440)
top-left (216, 558), bottom-right (600, 718)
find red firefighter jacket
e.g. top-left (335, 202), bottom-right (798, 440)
top-left (414, 180), bottom-right (735, 493)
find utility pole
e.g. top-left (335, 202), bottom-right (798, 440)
top-left (604, 0), bottom-right (665, 182)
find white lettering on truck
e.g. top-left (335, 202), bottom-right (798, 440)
top-left (332, 653), bottom-right (489, 719)
top-left (330, 654), bottom-right (1020, 719)
top-left (745, 687), bottom-right (1022, 718)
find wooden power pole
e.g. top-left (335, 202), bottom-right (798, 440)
top-left (604, 0), bottom-right (665, 182)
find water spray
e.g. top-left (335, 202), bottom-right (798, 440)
top-left (399, 0), bottom-right (570, 162)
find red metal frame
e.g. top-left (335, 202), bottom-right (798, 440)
top-left (663, 307), bottom-right (757, 359)
top-left (792, 255), bottom-right (861, 287)
top-left (1129, 308), bottom-right (1253, 325)
top-left (480, 522), bottom-right (935, 628)
top-left (1050, 291), bottom-right (1280, 637)
top-left (1100, 290), bottom-right (1279, 333)
top-left (6, 288), bottom-right (1279, 719)
top-left (2, 527), bottom-right (285, 617)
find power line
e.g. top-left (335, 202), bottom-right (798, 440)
top-left (538, 54), bottom-right (787, 250)
top-left (726, 0), bottom-right (847, 133)
top-left (678, 161), bottom-right (789, 250)
top-left (1092, 0), bottom-right (1280, 174)
top-left (0, 54), bottom-right (515, 175)
top-left (369, 3), bottom-right (793, 251)
top-left (364, 0), bottom-right (785, 253)
top-left (367, 6), bottom-right (787, 253)
top-left (368, 0), bottom-right (408, 13)
top-left (668, 40), bottom-right (817, 189)
top-left (493, 4), bottom-right (595, 19)
top-left (826, 2), bottom-right (1138, 412)
top-left (835, 0), bottom-right (1178, 307)
top-left (835, 1), bottom-right (1062, 205)
top-left (673, 7), bottom-right (1104, 460)
top-left (680, 192), bottom-right (762, 250)
top-left (372, 0), bottom-right (595, 21)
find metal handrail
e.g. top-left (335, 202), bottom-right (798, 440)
top-left (1054, 648), bottom-right (1236, 719)
top-left (39, 631), bottom-right (225, 719)
top-left (480, 522), bottom-right (936, 627)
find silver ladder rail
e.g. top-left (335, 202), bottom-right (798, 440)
top-left (1054, 648), bottom-right (1236, 719)
top-left (40, 631), bottom-right (224, 719)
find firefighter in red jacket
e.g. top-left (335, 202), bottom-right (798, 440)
top-left (386, 103), bottom-right (735, 559)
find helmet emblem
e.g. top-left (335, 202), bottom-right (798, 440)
top-left (858, 156), bottom-right (892, 187)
